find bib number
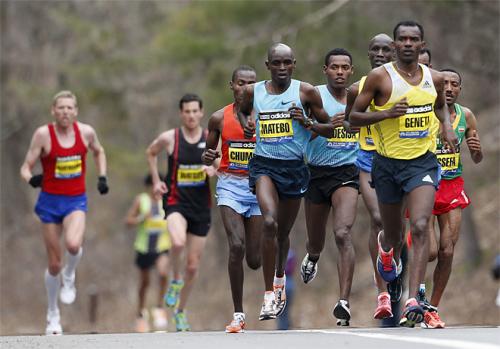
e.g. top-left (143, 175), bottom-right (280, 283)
top-left (177, 165), bottom-right (206, 187)
top-left (326, 127), bottom-right (358, 149)
top-left (55, 155), bottom-right (82, 179)
top-left (228, 141), bottom-right (255, 170)
top-left (399, 104), bottom-right (432, 138)
top-left (259, 111), bottom-right (294, 143)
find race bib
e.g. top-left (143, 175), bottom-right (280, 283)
top-left (437, 148), bottom-right (460, 176)
top-left (228, 140), bottom-right (255, 171)
top-left (364, 125), bottom-right (374, 146)
top-left (399, 103), bottom-right (432, 138)
top-left (144, 218), bottom-right (167, 235)
top-left (177, 165), bottom-right (206, 187)
top-left (326, 127), bottom-right (358, 149)
top-left (259, 111), bottom-right (294, 143)
top-left (55, 155), bottom-right (82, 179)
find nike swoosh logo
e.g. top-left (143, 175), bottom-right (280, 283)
top-left (300, 187), bottom-right (308, 194)
top-left (341, 180), bottom-right (355, 186)
top-left (281, 100), bottom-right (294, 105)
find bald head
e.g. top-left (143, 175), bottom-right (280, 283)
top-left (368, 33), bottom-right (393, 68)
top-left (267, 43), bottom-right (294, 61)
top-left (369, 33), bottom-right (393, 49)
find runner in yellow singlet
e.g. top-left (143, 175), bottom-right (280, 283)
top-left (350, 20), bottom-right (457, 328)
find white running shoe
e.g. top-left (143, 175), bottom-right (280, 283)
top-left (152, 307), bottom-right (168, 330)
top-left (300, 254), bottom-right (318, 284)
top-left (46, 310), bottom-right (63, 335)
top-left (259, 293), bottom-right (276, 321)
top-left (60, 269), bottom-right (76, 305)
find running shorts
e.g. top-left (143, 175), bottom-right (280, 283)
top-left (248, 155), bottom-right (310, 199)
top-left (216, 173), bottom-right (261, 218)
top-left (433, 176), bottom-right (470, 215)
top-left (355, 149), bottom-right (375, 173)
top-left (165, 206), bottom-right (211, 237)
top-left (35, 191), bottom-right (88, 224)
top-left (371, 151), bottom-right (439, 204)
top-left (135, 251), bottom-right (169, 270)
top-left (306, 163), bottom-right (359, 205)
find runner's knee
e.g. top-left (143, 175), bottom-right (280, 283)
top-left (48, 261), bottom-right (62, 275)
top-left (428, 248), bottom-right (438, 262)
top-left (262, 214), bottom-right (277, 235)
top-left (334, 227), bottom-right (353, 249)
top-left (185, 258), bottom-right (200, 278)
top-left (66, 243), bottom-right (81, 255)
top-left (229, 242), bottom-right (245, 263)
top-left (438, 241), bottom-right (455, 260)
top-left (411, 217), bottom-right (429, 236)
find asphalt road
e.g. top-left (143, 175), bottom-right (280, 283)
top-left (2, 327), bottom-right (499, 349)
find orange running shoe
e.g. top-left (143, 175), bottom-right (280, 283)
top-left (374, 292), bottom-right (393, 319)
top-left (225, 314), bottom-right (245, 333)
top-left (422, 310), bottom-right (445, 329)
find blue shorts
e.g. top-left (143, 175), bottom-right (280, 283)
top-left (216, 173), bottom-right (261, 218)
top-left (355, 149), bottom-right (375, 173)
top-left (249, 155), bottom-right (310, 199)
top-left (35, 192), bottom-right (88, 224)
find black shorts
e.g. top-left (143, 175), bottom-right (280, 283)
top-left (165, 206), bottom-right (211, 237)
top-left (306, 163), bottom-right (359, 205)
top-left (371, 151), bottom-right (439, 204)
top-left (135, 251), bottom-right (169, 270)
top-left (248, 155), bottom-right (310, 199)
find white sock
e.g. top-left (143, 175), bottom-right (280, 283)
top-left (45, 269), bottom-right (60, 313)
top-left (264, 291), bottom-right (275, 302)
top-left (63, 247), bottom-right (82, 279)
top-left (234, 312), bottom-right (245, 321)
top-left (273, 274), bottom-right (286, 286)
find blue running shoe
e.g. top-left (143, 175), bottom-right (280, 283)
top-left (377, 231), bottom-right (401, 282)
top-left (164, 280), bottom-right (184, 308)
top-left (399, 298), bottom-right (424, 328)
top-left (174, 310), bottom-right (190, 332)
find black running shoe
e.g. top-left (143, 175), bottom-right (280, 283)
top-left (387, 273), bottom-right (402, 303)
top-left (333, 300), bottom-right (351, 326)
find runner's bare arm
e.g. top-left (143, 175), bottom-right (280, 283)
top-left (238, 85), bottom-right (255, 138)
top-left (125, 195), bottom-right (143, 227)
top-left (432, 71), bottom-right (457, 153)
top-left (86, 126), bottom-right (107, 177)
top-left (302, 83), bottom-right (329, 124)
top-left (146, 131), bottom-right (171, 196)
top-left (344, 82), bottom-right (361, 132)
top-left (202, 109), bottom-right (223, 166)
top-left (463, 107), bottom-right (483, 164)
top-left (350, 69), bottom-right (407, 126)
top-left (20, 127), bottom-right (47, 185)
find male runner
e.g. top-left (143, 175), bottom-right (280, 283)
top-left (345, 33), bottom-right (396, 320)
top-left (238, 43), bottom-right (330, 319)
top-left (350, 20), bottom-right (457, 327)
top-left (418, 48), bottom-right (432, 68)
top-left (125, 173), bottom-right (171, 332)
top-left (202, 65), bottom-right (268, 333)
top-left (421, 69), bottom-right (483, 328)
top-left (20, 90), bottom-right (109, 335)
top-left (146, 94), bottom-right (216, 331)
top-left (300, 48), bottom-right (359, 326)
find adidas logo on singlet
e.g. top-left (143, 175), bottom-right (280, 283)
top-left (422, 80), bottom-right (432, 89)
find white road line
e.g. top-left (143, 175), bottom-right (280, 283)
top-left (294, 329), bottom-right (500, 349)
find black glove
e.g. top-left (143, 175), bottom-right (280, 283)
top-left (29, 174), bottom-right (43, 188)
top-left (97, 176), bottom-right (109, 195)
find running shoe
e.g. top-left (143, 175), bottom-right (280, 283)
top-left (387, 272), bottom-right (403, 303)
top-left (174, 310), bottom-right (190, 331)
top-left (373, 292), bottom-right (393, 319)
top-left (274, 281), bottom-right (287, 317)
top-left (151, 307), bottom-right (168, 331)
top-left (60, 268), bottom-right (76, 305)
top-left (300, 254), bottom-right (318, 284)
top-left (225, 313), bottom-right (245, 333)
top-left (164, 280), bottom-right (184, 308)
top-left (259, 293), bottom-right (276, 321)
top-left (377, 232), bottom-right (400, 282)
top-left (399, 298), bottom-right (424, 328)
top-left (333, 299), bottom-right (351, 326)
top-left (46, 309), bottom-right (63, 336)
top-left (135, 309), bottom-right (150, 333)
top-left (421, 309), bottom-right (445, 329)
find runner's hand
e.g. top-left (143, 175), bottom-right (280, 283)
top-left (385, 97), bottom-right (408, 118)
top-left (289, 104), bottom-right (312, 129)
top-left (202, 165), bottom-right (217, 177)
top-left (29, 174), bottom-right (43, 188)
top-left (330, 112), bottom-right (345, 128)
top-left (441, 124), bottom-right (458, 153)
top-left (97, 176), bottom-right (109, 195)
top-left (466, 130), bottom-right (481, 152)
top-left (243, 115), bottom-right (256, 139)
top-left (153, 180), bottom-right (168, 199)
top-left (202, 149), bottom-right (220, 166)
